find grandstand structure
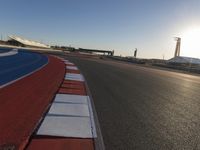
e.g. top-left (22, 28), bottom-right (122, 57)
top-left (8, 35), bottom-right (50, 49)
top-left (168, 56), bottom-right (200, 65)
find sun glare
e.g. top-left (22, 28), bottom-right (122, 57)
top-left (181, 27), bottom-right (200, 58)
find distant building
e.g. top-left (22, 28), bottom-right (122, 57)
top-left (8, 35), bottom-right (50, 49)
top-left (168, 56), bottom-right (200, 65)
top-left (0, 40), bottom-right (9, 45)
top-left (168, 37), bottom-right (200, 65)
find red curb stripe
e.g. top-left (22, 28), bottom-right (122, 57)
top-left (61, 83), bottom-right (85, 89)
top-left (63, 80), bottom-right (84, 85)
top-left (0, 56), bottom-right (65, 150)
top-left (65, 64), bottom-right (75, 66)
top-left (60, 86), bottom-right (85, 90)
top-left (58, 87), bottom-right (87, 95)
top-left (66, 69), bottom-right (81, 74)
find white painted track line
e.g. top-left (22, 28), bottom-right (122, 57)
top-left (0, 49), bottom-right (18, 57)
top-left (48, 103), bottom-right (90, 117)
top-left (37, 116), bottom-right (93, 138)
top-left (54, 94), bottom-right (88, 104)
top-left (87, 96), bottom-right (97, 138)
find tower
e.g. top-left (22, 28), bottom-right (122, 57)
top-left (134, 48), bottom-right (137, 58)
top-left (174, 37), bottom-right (181, 57)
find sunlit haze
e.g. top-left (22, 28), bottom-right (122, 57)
top-left (0, 0), bottom-right (200, 59)
top-left (181, 27), bottom-right (200, 58)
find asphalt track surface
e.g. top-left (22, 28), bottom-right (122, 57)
top-left (67, 57), bottom-right (200, 150)
top-left (0, 49), bottom-right (48, 86)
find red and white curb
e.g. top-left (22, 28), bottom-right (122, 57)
top-left (35, 58), bottom-right (97, 139)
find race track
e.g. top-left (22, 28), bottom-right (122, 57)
top-left (67, 57), bottom-right (200, 150)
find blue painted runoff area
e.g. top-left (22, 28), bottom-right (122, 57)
top-left (0, 47), bottom-right (13, 53)
top-left (0, 48), bottom-right (48, 86)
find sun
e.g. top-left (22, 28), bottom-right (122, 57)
top-left (181, 27), bottom-right (200, 58)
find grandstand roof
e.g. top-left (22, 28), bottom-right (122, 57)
top-left (168, 56), bottom-right (200, 65)
top-left (9, 35), bottom-right (50, 48)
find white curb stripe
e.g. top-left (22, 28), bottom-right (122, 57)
top-left (65, 73), bottom-right (84, 81)
top-left (65, 77), bottom-right (84, 82)
top-left (65, 62), bottom-right (74, 65)
top-left (54, 94), bottom-right (88, 104)
top-left (48, 102), bottom-right (90, 117)
top-left (65, 73), bottom-right (83, 78)
top-left (66, 66), bottom-right (78, 70)
top-left (37, 116), bottom-right (93, 138)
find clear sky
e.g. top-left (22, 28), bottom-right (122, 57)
top-left (0, 0), bottom-right (200, 59)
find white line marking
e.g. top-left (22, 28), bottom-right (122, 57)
top-left (0, 49), bottom-right (18, 57)
top-left (87, 96), bottom-right (97, 138)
